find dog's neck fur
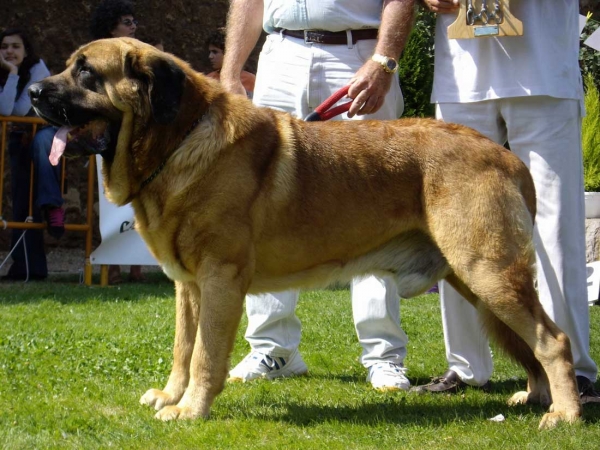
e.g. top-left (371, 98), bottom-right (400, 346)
top-left (139, 114), bottom-right (205, 190)
top-left (102, 70), bottom-right (214, 205)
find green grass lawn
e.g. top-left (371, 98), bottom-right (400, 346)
top-left (1, 273), bottom-right (600, 449)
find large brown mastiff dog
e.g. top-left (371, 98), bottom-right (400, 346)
top-left (29, 38), bottom-right (581, 428)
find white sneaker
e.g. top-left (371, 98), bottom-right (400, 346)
top-left (367, 362), bottom-right (410, 391)
top-left (228, 350), bottom-right (308, 382)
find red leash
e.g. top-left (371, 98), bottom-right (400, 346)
top-left (304, 86), bottom-right (352, 122)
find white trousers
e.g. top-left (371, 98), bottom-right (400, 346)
top-left (437, 97), bottom-right (598, 385)
top-left (245, 33), bottom-right (408, 367)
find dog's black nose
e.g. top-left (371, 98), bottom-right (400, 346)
top-left (28, 83), bottom-right (43, 102)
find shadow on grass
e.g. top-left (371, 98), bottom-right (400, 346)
top-left (217, 393), bottom-right (539, 426)
top-left (0, 271), bottom-right (175, 305)
top-left (283, 400), bottom-right (600, 427)
top-left (305, 373), bottom-right (364, 384)
top-left (308, 374), bottom-right (528, 394)
top-left (221, 375), bottom-right (600, 427)
top-left (221, 392), bottom-right (600, 428)
top-left (281, 399), bottom-right (528, 427)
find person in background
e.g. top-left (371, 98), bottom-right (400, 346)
top-left (205, 28), bottom-right (255, 97)
top-left (90, 0), bottom-right (144, 284)
top-left (220, 0), bottom-right (416, 391)
top-left (0, 27), bottom-right (61, 281)
top-left (412, 0), bottom-right (599, 401)
top-left (91, 0), bottom-right (138, 40)
top-left (137, 33), bottom-right (164, 51)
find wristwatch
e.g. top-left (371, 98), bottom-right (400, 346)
top-left (371, 53), bottom-right (399, 74)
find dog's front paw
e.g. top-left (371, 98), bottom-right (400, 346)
top-left (154, 405), bottom-right (205, 421)
top-left (507, 390), bottom-right (529, 406)
top-left (140, 388), bottom-right (179, 411)
top-left (538, 411), bottom-right (581, 430)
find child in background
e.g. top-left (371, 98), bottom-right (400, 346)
top-left (205, 28), bottom-right (255, 98)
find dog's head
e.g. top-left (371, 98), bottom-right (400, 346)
top-left (29, 38), bottom-right (198, 204)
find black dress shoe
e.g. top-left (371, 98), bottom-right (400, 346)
top-left (577, 375), bottom-right (600, 404)
top-left (410, 369), bottom-right (491, 394)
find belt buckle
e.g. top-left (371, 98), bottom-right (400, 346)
top-left (304, 30), bottom-right (324, 44)
top-left (304, 30), bottom-right (312, 44)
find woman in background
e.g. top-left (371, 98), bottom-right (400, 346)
top-left (90, 0), bottom-right (137, 40)
top-left (0, 27), bottom-right (62, 281)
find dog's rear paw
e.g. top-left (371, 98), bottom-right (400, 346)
top-left (140, 389), bottom-right (179, 411)
top-left (507, 390), bottom-right (529, 406)
top-left (538, 411), bottom-right (581, 430)
top-left (508, 390), bottom-right (552, 407)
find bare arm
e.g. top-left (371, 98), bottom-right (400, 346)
top-left (348, 0), bottom-right (416, 117)
top-left (220, 0), bottom-right (264, 96)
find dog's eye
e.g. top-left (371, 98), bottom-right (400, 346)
top-left (77, 66), bottom-right (103, 92)
top-left (79, 66), bottom-right (92, 77)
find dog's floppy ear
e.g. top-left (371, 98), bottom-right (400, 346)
top-left (125, 51), bottom-right (186, 124)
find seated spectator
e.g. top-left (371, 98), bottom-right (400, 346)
top-left (1, 27), bottom-right (62, 281)
top-left (205, 28), bottom-right (255, 97)
top-left (91, 0), bottom-right (144, 284)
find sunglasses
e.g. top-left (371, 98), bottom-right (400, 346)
top-left (121, 18), bottom-right (138, 27)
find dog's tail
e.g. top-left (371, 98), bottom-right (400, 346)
top-left (515, 159), bottom-right (537, 224)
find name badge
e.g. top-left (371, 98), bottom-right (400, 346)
top-left (447, 0), bottom-right (523, 39)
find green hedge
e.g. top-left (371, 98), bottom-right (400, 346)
top-left (581, 17), bottom-right (600, 91)
top-left (399, 9), bottom-right (436, 118)
top-left (583, 73), bottom-right (600, 192)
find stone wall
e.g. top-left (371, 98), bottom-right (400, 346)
top-left (2, 0), bottom-right (243, 76)
top-left (581, 0), bottom-right (600, 13)
top-left (587, 219), bottom-right (600, 263)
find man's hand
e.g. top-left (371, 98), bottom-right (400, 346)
top-left (347, 59), bottom-right (394, 118)
top-left (422, 0), bottom-right (460, 13)
top-left (345, 0), bottom-right (415, 118)
top-left (220, 77), bottom-right (247, 97)
top-left (221, 0), bottom-right (263, 97)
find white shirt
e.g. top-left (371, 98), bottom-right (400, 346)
top-left (263, 0), bottom-right (382, 33)
top-left (431, 0), bottom-right (583, 104)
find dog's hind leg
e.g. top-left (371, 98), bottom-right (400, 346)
top-left (140, 280), bottom-right (199, 411)
top-left (445, 268), bottom-right (581, 429)
top-left (445, 273), bottom-right (550, 404)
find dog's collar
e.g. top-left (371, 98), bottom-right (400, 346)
top-left (140, 115), bottom-right (204, 190)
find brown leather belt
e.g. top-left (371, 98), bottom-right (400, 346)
top-left (276, 28), bottom-right (378, 45)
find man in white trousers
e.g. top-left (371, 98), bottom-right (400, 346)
top-left (220, 0), bottom-right (417, 390)
top-left (414, 0), bottom-right (599, 399)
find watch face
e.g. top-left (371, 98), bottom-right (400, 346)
top-left (386, 59), bottom-right (397, 72)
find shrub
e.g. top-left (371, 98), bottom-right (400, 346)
top-left (580, 16), bottom-right (600, 91)
top-left (583, 73), bottom-right (600, 192)
top-left (399, 9), bottom-right (436, 118)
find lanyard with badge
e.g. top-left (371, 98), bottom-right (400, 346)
top-left (447, 0), bottom-right (523, 39)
